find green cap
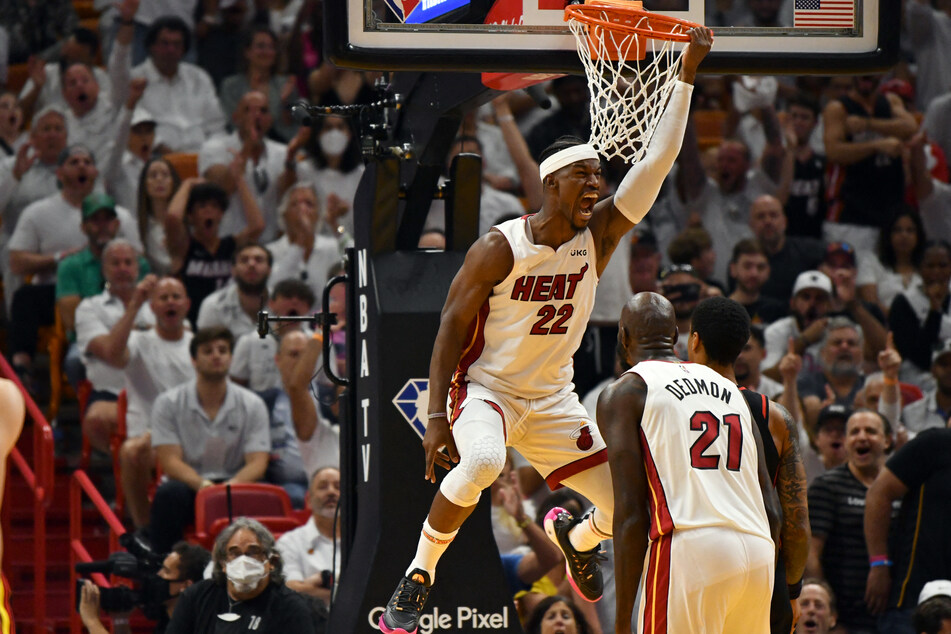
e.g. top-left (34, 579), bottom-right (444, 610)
top-left (81, 193), bottom-right (117, 220)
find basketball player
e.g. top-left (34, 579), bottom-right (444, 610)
top-left (740, 368), bottom-right (811, 634)
top-left (0, 378), bottom-right (26, 633)
top-left (378, 27), bottom-right (714, 634)
top-left (599, 294), bottom-right (781, 634)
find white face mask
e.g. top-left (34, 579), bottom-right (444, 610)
top-left (225, 555), bottom-right (268, 593)
top-left (319, 128), bottom-right (349, 157)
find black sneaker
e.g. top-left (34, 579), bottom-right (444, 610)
top-left (544, 506), bottom-right (605, 602)
top-left (378, 568), bottom-right (432, 634)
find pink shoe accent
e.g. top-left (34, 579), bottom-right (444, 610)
top-left (544, 506), bottom-right (602, 604)
top-left (378, 615), bottom-right (417, 634)
top-left (543, 506), bottom-right (564, 525)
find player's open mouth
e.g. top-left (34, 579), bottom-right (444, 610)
top-left (830, 441), bottom-right (843, 451)
top-left (855, 446), bottom-right (870, 456)
top-left (579, 192), bottom-right (598, 215)
top-left (204, 218), bottom-right (215, 229)
top-left (801, 618), bottom-right (818, 632)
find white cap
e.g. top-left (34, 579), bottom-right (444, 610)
top-left (919, 579), bottom-right (951, 605)
top-left (130, 107), bottom-right (156, 127)
top-left (792, 270), bottom-right (832, 297)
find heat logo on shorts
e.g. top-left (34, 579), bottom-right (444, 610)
top-left (572, 425), bottom-right (594, 451)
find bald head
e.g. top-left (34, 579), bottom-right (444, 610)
top-left (279, 329), bottom-right (309, 354)
top-left (621, 292), bottom-right (676, 338)
top-left (618, 292), bottom-right (678, 364)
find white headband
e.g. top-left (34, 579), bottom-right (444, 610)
top-left (539, 143), bottom-right (600, 180)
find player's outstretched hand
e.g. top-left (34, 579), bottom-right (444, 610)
top-left (679, 27), bottom-right (713, 84)
top-left (422, 415), bottom-right (459, 483)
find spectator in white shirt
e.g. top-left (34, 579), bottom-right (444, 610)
top-left (98, 275), bottom-right (194, 529)
top-left (196, 242), bottom-right (272, 338)
top-left (76, 240), bottom-right (155, 452)
top-left (0, 106), bottom-right (68, 243)
top-left (267, 182), bottom-right (341, 297)
top-left (125, 0), bottom-right (200, 66)
top-left (276, 467), bottom-right (340, 603)
top-left (0, 92), bottom-right (26, 157)
top-left (199, 90), bottom-right (300, 242)
top-left (231, 278), bottom-right (316, 392)
top-left (7, 146), bottom-right (142, 379)
top-left (61, 63), bottom-right (126, 167)
top-left (18, 27), bottom-right (112, 121)
top-left (109, 10), bottom-right (225, 153)
top-left (298, 114), bottom-right (364, 241)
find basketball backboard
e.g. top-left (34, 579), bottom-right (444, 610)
top-left (324, 0), bottom-right (899, 76)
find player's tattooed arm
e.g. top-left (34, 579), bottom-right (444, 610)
top-left (597, 373), bottom-right (650, 634)
top-left (773, 401), bottom-right (811, 585)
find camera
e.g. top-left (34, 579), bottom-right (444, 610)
top-left (75, 532), bottom-right (171, 621)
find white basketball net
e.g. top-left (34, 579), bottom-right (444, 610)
top-left (567, 12), bottom-right (687, 163)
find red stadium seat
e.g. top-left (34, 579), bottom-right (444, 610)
top-left (193, 483), bottom-right (294, 549)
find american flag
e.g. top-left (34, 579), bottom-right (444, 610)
top-left (794, 0), bottom-right (855, 28)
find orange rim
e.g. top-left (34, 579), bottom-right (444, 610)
top-left (564, 3), bottom-right (702, 42)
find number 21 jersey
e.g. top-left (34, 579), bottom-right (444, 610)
top-left (630, 360), bottom-right (772, 543)
top-left (455, 216), bottom-right (598, 400)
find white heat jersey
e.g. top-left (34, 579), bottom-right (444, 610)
top-left (630, 360), bottom-right (772, 543)
top-left (452, 216), bottom-right (598, 400)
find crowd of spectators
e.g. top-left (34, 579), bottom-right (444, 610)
top-left (3, 0), bottom-right (951, 632)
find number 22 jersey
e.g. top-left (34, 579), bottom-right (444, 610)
top-left (454, 216), bottom-right (598, 400)
top-left (630, 360), bottom-right (772, 543)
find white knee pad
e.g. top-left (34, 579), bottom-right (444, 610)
top-left (439, 432), bottom-right (507, 508)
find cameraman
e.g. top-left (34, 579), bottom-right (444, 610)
top-left (166, 517), bottom-right (316, 633)
top-left (80, 541), bottom-right (210, 634)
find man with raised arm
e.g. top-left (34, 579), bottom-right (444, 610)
top-left (96, 275), bottom-right (195, 529)
top-left (377, 27), bottom-right (712, 634)
top-left (599, 295), bottom-right (782, 634)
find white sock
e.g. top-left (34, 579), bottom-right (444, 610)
top-left (406, 518), bottom-right (459, 584)
top-left (568, 510), bottom-right (610, 552)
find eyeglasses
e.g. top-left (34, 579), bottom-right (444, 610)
top-left (659, 264), bottom-right (697, 280)
top-left (225, 546), bottom-right (269, 562)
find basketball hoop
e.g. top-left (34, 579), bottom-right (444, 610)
top-left (565, 0), bottom-right (703, 162)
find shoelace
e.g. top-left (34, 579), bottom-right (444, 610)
top-left (568, 548), bottom-right (607, 581)
top-left (393, 578), bottom-right (427, 612)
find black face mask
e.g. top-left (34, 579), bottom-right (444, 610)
top-left (140, 575), bottom-right (184, 621)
